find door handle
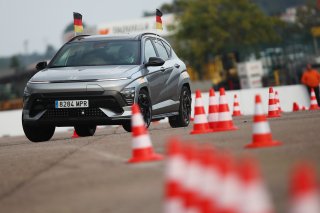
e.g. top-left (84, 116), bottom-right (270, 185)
top-left (174, 63), bottom-right (180, 68)
top-left (160, 67), bottom-right (165, 72)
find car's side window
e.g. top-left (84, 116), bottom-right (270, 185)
top-left (144, 39), bottom-right (157, 62)
top-left (161, 41), bottom-right (172, 58)
top-left (153, 40), bottom-right (169, 61)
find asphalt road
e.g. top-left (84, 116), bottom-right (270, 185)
top-left (0, 111), bottom-right (320, 213)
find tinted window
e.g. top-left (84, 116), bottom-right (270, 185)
top-left (144, 39), bottom-right (157, 61)
top-left (162, 41), bottom-right (172, 58)
top-left (49, 40), bottom-right (140, 67)
top-left (154, 40), bottom-right (169, 60)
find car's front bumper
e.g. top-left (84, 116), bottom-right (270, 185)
top-left (22, 91), bottom-right (132, 127)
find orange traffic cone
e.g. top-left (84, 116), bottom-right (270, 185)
top-left (208, 88), bottom-right (219, 130)
top-left (239, 157), bottom-right (274, 213)
top-left (71, 130), bottom-right (79, 138)
top-left (216, 153), bottom-right (241, 213)
top-left (181, 144), bottom-right (201, 212)
top-left (198, 146), bottom-right (220, 213)
top-left (190, 90), bottom-right (213, 134)
top-left (275, 91), bottom-right (282, 115)
top-left (293, 102), bottom-right (300, 112)
top-left (215, 88), bottom-right (238, 132)
top-left (164, 138), bottom-right (185, 213)
top-left (289, 163), bottom-right (320, 213)
top-left (232, 94), bottom-right (242, 116)
top-left (309, 88), bottom-right (319, 110)
top-left (302, 106), bottom-right (306, 111)
top-left (268, 87), bottom-right (280, 118)
top-left (127, 104), bottom-right (163, 163)
top-left (245, 95), bottom-right (282, 148)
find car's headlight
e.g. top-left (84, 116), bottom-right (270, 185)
top-left (121, 87), bottom-right (135, 105)
top-left (23, 87), bottom-right (31, 103)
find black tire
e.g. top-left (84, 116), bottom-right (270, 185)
top-left (74, 125), bottom-right (96, 137)
top-left (23, 124), bottom-right (55, 142)
top-left (122, 89), bottom-right (152, 132)
top-left (122, 122), bottom-right (131, 132)
top-left (137, 89), bottom-right (152, 128)
top-left (169, 86), bottom-right (191, 128)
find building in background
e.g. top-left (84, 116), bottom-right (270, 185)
top-left (97, 14), bottom-right (174, 36)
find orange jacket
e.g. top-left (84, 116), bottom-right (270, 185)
top-left (301, 69), bottom-right (320, 88)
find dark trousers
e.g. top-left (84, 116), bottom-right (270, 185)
top-left (307, 86), bottom-right (320, 106)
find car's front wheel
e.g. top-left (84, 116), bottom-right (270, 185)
top-left (23, 124), bottom-right (55, 142)
top-left (122, 89), bottom-right (152, 132)
top-left (74, 125), bottom-right (96, 137)
top-left (169, 86), bottom-right (191, 128)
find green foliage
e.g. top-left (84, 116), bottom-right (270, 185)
top-left (10, 56), bottom-right (20, 70)
top-left (172, 0), bottom-right (279, 78)
top-left (253, 0), bottom-right (307, 15)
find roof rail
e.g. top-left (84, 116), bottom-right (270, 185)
top-left (138, 32), bottom-right (161, 39)
top-left (67, 34), bottom-right (91, 43)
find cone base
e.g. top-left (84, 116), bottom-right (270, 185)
top-left (309, 106), bottom-right (320, 110)
top-left (127, 153), bottom-right (164, 163)
top-left (190, 129), bottom-right (213, 135)
top-left (232, 112), bottom-right (242, 117)
top-left (267, 114), bottom-right (281, 118)
top-left (245, 140), bottom-right (282, 149)
top-left (213, 126), bottom-right (238, 132)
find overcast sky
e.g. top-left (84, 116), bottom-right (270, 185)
top-left (0, 0), bottom-right (172, 57)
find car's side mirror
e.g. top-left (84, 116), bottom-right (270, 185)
top-left (145, 57), bottom-right (165, 67)
top-left (36, 61), bottom-right (47, 71)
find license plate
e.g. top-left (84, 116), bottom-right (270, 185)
top-left (55, 100), bottom-right (89, 108)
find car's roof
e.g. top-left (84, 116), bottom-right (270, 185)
top-left (68, 33), bottom-right (162, 43)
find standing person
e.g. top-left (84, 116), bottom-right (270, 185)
top-left (301, 64), bottom-right (320, 106)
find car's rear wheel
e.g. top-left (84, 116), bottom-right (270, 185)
top-left (169, 86), bottom-right (191, 128)
top-left (74, 125), bottom-right (96, 137)
top-left (122, 89), bottom-right (152, 132)
top-left (23, 124), bottom-right (55, 142)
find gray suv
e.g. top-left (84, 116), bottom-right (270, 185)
top-left (22, 33), bottom-right (192, 142)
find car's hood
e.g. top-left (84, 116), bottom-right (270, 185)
top-left (30, 65), bottom-right (140, 83)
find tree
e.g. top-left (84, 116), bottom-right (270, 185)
top-left (10, 55), bottom-right (20, 70)
top-left (171, 0), bottom-right (279, 78)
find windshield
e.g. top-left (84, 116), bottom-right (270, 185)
top-left (49, 40), bottom-right (140, 67)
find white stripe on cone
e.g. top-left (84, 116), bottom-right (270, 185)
top-left (165, 154), bottom-right (186, 213)
top-left (132, 114), bottom-right (145, 127)
top-left (195, 97), bottom-right (205, 107)
top-left (240, 181), bottom-right (274, 213)
top-left (194, 114), bottom-right (208, 123)
top-left (218, 174), bottom-right (242, 211)
top-left (219, 95), bottom-right (228, 105)
top-left (166, 155), bottom-right (186, 181)
top-left (290, 193), bottom-right (320, 213)
top-left (253, 122), bottom-right (271, 134)
top-left (132, 135), bottom-right (152, 149)
top-left (208, 113), bottom-right (219, 122)
top-left (218, 112), bottom-right (232, 122)
top-left (311, 100), bottom-right (318, 105)
top-left (233, 106), bottom-right (240, 111)
top-left (255, 103), bottom-right (264, 115)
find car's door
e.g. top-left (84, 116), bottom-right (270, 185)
top-left (153, 39), bottom-right (180, 114)
top-left (143, 38), bottom-right (166, 115)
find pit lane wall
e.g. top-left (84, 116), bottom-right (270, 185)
top-left (0, 85), bottom-right (311, 137)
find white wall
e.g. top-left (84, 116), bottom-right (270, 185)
top-left (191, 85), bottom-right (310, 116)
top-left (0, 85), bottom-right (311, 137)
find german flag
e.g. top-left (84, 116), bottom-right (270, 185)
top-left (73, 12), bottom-right (83, 33)
top-left (156, 9), bottom-right (163, 30)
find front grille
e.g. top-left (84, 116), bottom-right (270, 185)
top-left (42, 108), bottom-right (106, 119)
top-left (28, 95), bottom-right (124, 118)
